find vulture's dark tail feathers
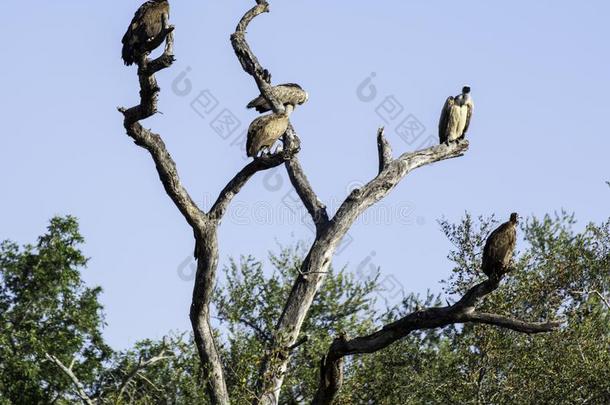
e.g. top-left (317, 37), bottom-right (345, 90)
top-left (121, 35), bottom-right (135, 66)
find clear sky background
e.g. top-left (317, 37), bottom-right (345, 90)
top-left (1, 1), bottom-right (609, 349)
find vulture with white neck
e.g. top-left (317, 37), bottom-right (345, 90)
top-left (438, 86), bottom-right (474, 144)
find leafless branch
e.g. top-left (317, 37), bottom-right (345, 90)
top-left (376, 127), bottom-right (393, 173)
top-left (209, 153), bottom-right (293, 221)
top-left (119, 5), bottom-right (303, 402)
top-left (117, 351), bottom-right (173, 400)
top-left (230, 1), bottom-right (281, 113)
top-left (312, 273), bottom-right (562, 404)
top-left (118, 28), bottom-right (204, 231)
top-left (45, 353), bottom-right (94, 405)
top-left (118, 19), bottom-right (234, 405)
top-left (253, 131), bottom-right (469, 404)
top-left (118, 2), bottom-right (561, 405)
top-left (464, 312), bottom-right (561, 332)
top-left (230, 0), bottom-right (329, 234)
top-left (284, 125), bottom-right (330, 233)
top-left (571, 290), bottom-right (610, 309)
top-left (287, 335), bottom-right (309, 351)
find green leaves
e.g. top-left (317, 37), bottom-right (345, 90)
top-left (338, 213), bottom-right (610, 404)
top-left (0, 216), bottom-right (110, 403)
top-left (213, 244), bottom-right (378, 403)
top-left (4, 214), bottom-right (608, 403)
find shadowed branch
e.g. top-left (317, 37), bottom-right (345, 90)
top-left (118, 28), bottom-right (204, 231)
top-left (118, 20), bottom-right (232, 404)
top-left (312, 272), bottom-right (562, 404)
top-left (210, 152), bottom-right (294, 221)
top-left (377, 127), bottom-right (393, 173)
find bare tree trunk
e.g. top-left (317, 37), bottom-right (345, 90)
top-left (190, 226), bottom-right (229, 403)
top-left (118, 19), bottom-right (294, 404)
top-left (118, 2), bottom-right (562, 404)
top-left (254, 135), bottom-right (469, 404)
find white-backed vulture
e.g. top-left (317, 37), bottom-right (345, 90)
top-left (439, 86), bottom-right (474, 144)
top-left (246, 105), bottom-right (294, 158)
top-left (247, 84), bottom-right (308, 113)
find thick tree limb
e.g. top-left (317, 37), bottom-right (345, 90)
top-left (312, 274), bottom-right (562, 404)
top-left (230, 1), bottom-right (281, 113)
top-left (118, 28), bottom-right (204, 232)
top-left (119, 10), bottom-right (295, 402)
top-left (230, 0), bottom-right (331, 232)
top-left (119, 24), bottom-right (235, 405)
top-left (228, 6), bottom-right (472, 398)
top-left (210, 153), bottom-right (293, 221)
top-left (45, 353), bottom-right (94, 405)
top-left (228, 4), bottom-right (337, 402)
top-left (284, 127), bottom-right (330, 232)
top-left (254, 136), bottom-right (469, 403)
top-left (312, 335), bottom-right (346, 405)
top-left (228, 5), bottom-right (473, 402)
top-left (231, 0), bottom-right (329, 235)
top-left (285, 157), bottom-right (330, 232)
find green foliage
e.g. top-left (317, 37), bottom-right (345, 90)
top-left (338, 213), bottom-right (610, 404)
top-left (98, 333), bottom-right (206, 404)
top-left (4, 214), bottom-right (609, 404)
top-left (0, 216), bottom-right (111, 404)
top-left (214, 243), bottom-right (379, 403)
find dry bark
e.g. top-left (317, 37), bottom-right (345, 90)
top-left (117, 3), bottom-right (561, 404)
top-left (118, 18), bottom-right (297, 405)
top-left (312, 274), bottom-right (562, 404)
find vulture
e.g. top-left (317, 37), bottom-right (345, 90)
top-left (481, 213), bottom-right (519, 278)
top-left (438, 86), bottom-right (474, 144)
top-left (121, 0), bottom-right (170, 66)
top-left (246, 105), bottom-right (294, 158)
top-left (246, 84), bottom-right (309, 113)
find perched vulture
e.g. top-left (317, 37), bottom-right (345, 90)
top-left (246, 84), bottom-right (309, 113)
top-left (438, 86), bottom-right (474, 144)
top-left (246, 105), bottom-right (294, 158)
top-left (481, 213), bottom-right (519, 278)
top-left (121, 0), bottom-right (170, 66)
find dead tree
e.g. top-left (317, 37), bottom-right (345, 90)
top-left (118, 1), bottom-right (561, 404)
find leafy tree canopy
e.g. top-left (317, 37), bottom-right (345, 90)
top-left (0, 216), bottom-right (110, 404)
top-left (2, 214), bottom-right (608, 404)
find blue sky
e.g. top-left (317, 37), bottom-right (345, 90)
top-left (1, 1), bottom-right (609, 349)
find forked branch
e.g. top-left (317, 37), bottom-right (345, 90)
top-left (226, 3), bottom-right (473, 401)
top-left (231, 1), bottom-right (281, 113)
top-left (118, 28), bottom-right (204, 231)
top-left (45, 353), bottom-right (94, 405)
top-left (118, 3), bottom-right (560, 405)
top-left (377, 127), bottom-right (393, 173)
top-left (313, 272), bottom-right (562, 404)
top-left (210, 153), bottom-right (292, 221)
top-left (118, 9), bottom-right (304, 402)
top-left (116, 350), bottom-right (173, 400)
